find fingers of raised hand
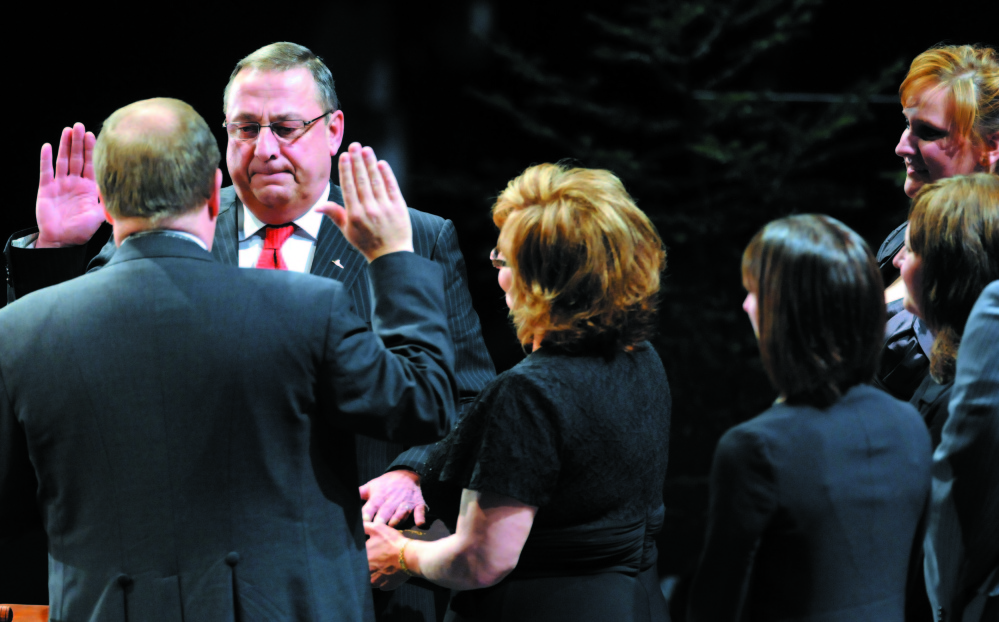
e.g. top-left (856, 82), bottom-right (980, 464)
top-left (55, 127), bottom-right (72, 178)
top-left (69, 123), bottom-right (86, 176)
top-left (40, 143), bottom-right (54, 185)
top-left (83, 131), bottom-right (97, 181)
top-left (361, 146), bottom-right (389, 202)
top-left (338, 151), bottom-right (359, 209)
top-left (348, 143), bottom-right (374, 203)
top-left (320, 202), bottom-right (347, 230)
top-left (378, 160), bottom-right (404, 207)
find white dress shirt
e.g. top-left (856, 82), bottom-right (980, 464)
top-left (237, 183), bottom-right (330, 273)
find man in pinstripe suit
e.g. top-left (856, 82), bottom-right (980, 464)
top-left (3, 42), bottom-right (495, 621)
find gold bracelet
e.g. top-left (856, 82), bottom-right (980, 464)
top-left (398, 539), bottom-right (416, 577)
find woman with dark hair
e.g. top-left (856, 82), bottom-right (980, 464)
top-left (365, 163), bottom-right (672, 621)
top-left (688, 215), bottom-right (932, 622)
top-left (878, 44), bottom-right (999, 400)
top-left (894, 173), bottom-right (999, 445)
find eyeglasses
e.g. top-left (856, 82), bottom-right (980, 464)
top-left (489, 247), bottom-right (507, 269)
top-left (223, 111), bottom-right (332, 141)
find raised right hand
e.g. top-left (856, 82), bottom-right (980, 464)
top-left (35, 123), bottom-right (106, 248)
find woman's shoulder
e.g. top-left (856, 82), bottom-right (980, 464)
top-left (725, 384), bottom-right (924, 445)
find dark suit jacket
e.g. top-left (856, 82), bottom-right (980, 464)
top-left (0, 232), bottom-right (456, 621)
top-left (688, 384), bottom-right (933, 622)
top-left (925, 281), bottom-right (999, 622)
top-left (5, 183), bottom-right (496, 481)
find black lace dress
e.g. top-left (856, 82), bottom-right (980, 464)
top-left (421, 342), bottom-right (672, 622)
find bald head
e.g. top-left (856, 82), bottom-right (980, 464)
top-left (95, 98), bottom-right (220, 225)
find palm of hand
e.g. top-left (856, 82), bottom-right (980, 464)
top-left (36, 176), bottom-right (104, 246)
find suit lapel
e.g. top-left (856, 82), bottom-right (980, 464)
top-left (212, 190), bottom-right (240, 266)
top-left (311, 216), bottom-right (366, 291)
top-left (211, 182), bottom-right (364, 286)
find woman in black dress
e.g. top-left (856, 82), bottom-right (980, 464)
top-left (365, 163), bottom-right (672, 622)
top-left (688, 215), bottom-right (932, 622)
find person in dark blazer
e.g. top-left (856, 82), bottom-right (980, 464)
top-left (923, 283), bottom-right (999, 620)
top-left (892, 174), bottom-right (999, 449)
top-left (0, 97), bottom-right (456, 621)
top-left (688, 215), bottom-right (933, 622)
top-left (2, 42), bottom-right (494, 620)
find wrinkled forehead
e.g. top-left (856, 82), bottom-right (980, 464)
top-left (225, 67), bottom-right (323, 119)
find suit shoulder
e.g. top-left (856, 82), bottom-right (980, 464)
top-left (840, 384), bottom-right (923, 425)
top-left (408, 208), bottom-right (447, 233)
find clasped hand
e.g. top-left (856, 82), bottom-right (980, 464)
top-left (364, 521), bottom-right (413, 591)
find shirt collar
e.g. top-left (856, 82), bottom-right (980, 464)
top-left (239, 182), bottom-right (330, 243)
top-left (126, 229), bottom-right (208, 250)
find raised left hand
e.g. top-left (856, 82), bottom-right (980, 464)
top-left (317, 142), bottom-right (413, 263)
top-left (365, 521), bottom-right (413, 591)
top-left (359, 469), bottom-right (427, 527)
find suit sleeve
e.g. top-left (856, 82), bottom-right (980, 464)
top-left (688, 425), bottom-right (778, 622)
top-left (4, 223), bottom-right (113, 305)
top-left (0, 353), bottom-right (42, 539)
top-left (320, 251), bottom-right (457, 445)
top-left (389, 217), bottom-right (496, 472)
top-left (925, 283), bottom-right (999, 616)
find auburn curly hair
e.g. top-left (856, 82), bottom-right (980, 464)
top-left (492, 163), bottom-right (666, 352)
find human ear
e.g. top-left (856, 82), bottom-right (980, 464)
top-left (327, 110), bottom-right (345, 157)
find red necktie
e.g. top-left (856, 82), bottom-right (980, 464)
top-left (255, 225), bottom-right (295, 270)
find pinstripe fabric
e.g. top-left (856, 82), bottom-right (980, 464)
top-left (212, 184), bottom-right (496, 481)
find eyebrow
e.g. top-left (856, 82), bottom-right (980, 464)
top-left (228, 111), bottom-right (305, 122)
top-left (903, 110), bottom-right (948, 133)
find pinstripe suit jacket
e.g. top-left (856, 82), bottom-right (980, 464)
top-left (925, 281), bottom-right (999, 622)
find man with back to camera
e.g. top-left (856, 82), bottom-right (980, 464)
top-left (3, 42), bottom-right (496, 620)
top-left (0, 96), bottom-right (456, 621)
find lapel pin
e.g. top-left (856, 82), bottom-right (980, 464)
top-left (332, 259), bottom-right (344, 269)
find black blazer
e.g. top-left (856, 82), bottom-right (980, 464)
top-left (688, 384), bottom-right (932, 622)
top-left (0, 233), bottom-right (456, 621)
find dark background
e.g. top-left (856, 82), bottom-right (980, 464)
top-left (3, 0), bottom-right (995, 615)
